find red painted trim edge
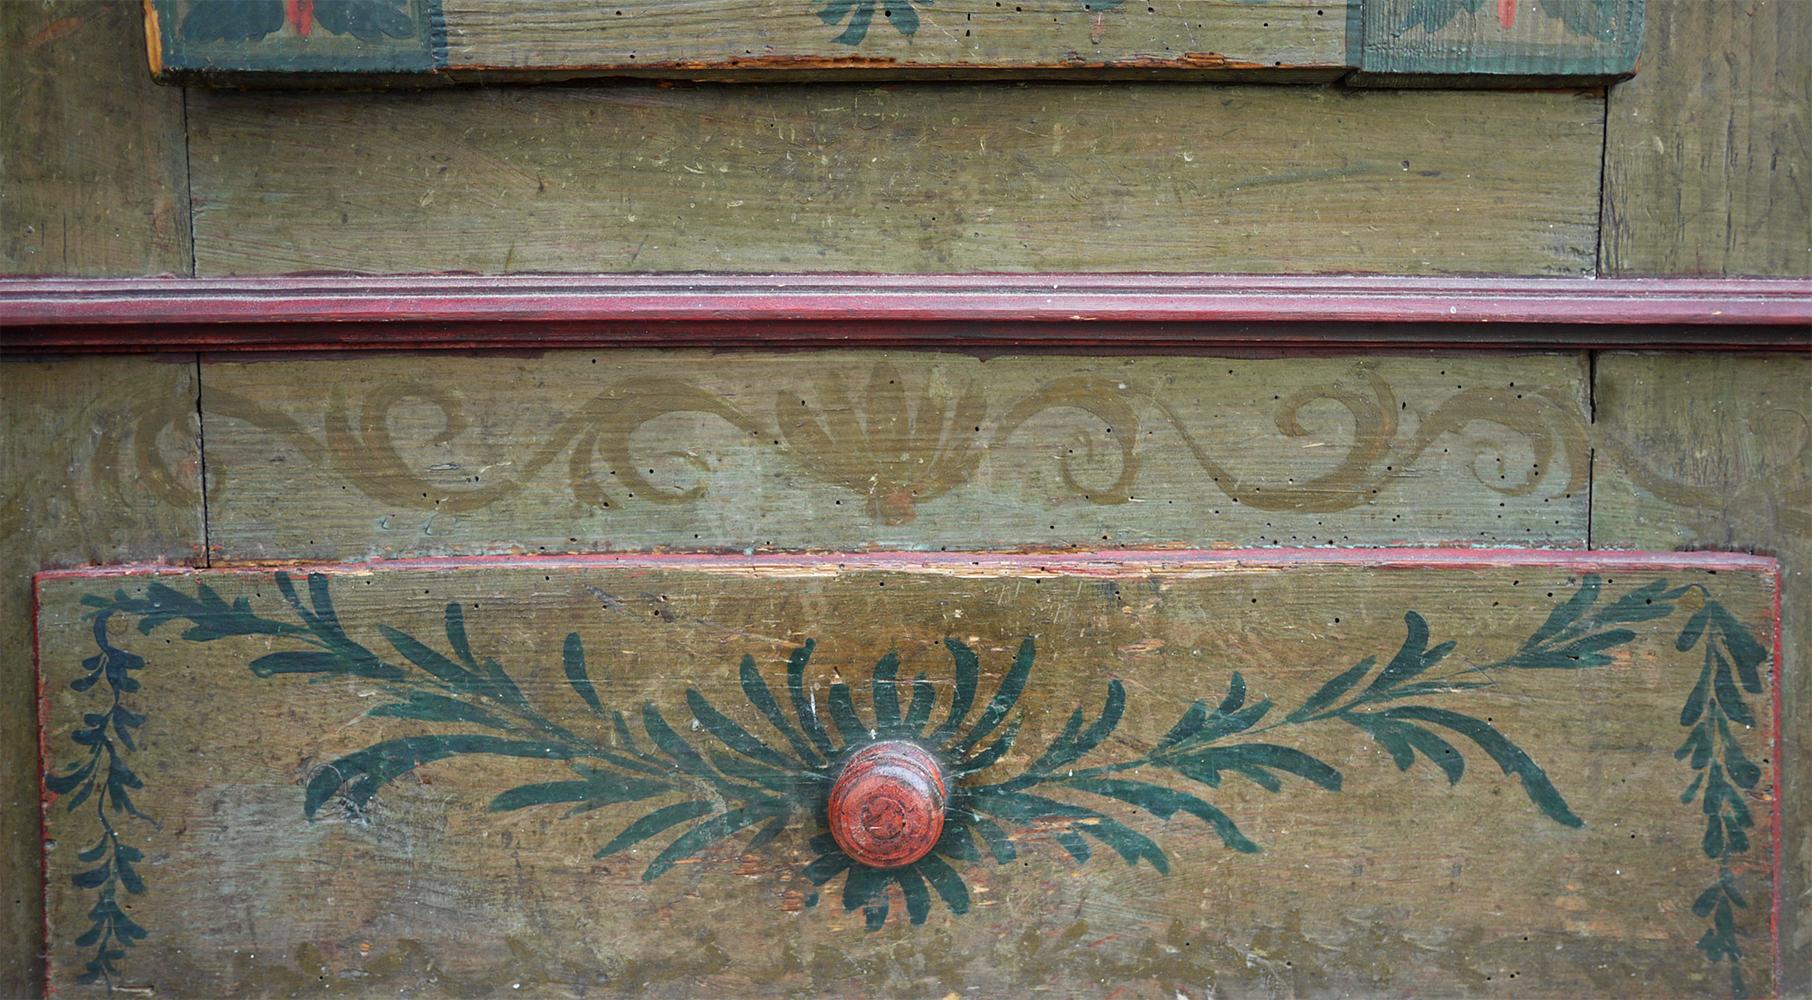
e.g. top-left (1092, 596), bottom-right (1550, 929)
top-left (3, 275), bottom-right (1808, 352)
top-left (28, 547), bottom-right (1785, 580)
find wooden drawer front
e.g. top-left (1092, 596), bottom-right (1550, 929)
top-left (36, 552), bottom-right (1777, 996)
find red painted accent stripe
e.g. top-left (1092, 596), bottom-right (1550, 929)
top-left (3, 275), bottom-right (1807, 352)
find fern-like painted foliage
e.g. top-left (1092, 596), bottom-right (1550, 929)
top-left (1673, 591), bottom-right (1770, 999)
top-left (67, 566), bottom-right (1770, 988)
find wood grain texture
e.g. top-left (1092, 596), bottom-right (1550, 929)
top-left (197, 351), bottom-right (1591, 560)
top-left (184, 84), bottom-right (1607, 275)
top-left (437, 0), bottom-right (1346, 79)
top-left (1354, 0), bottom-right (1641, 81)
top-left (0, 357), bottom-right (205, 998)
top-left (0, 0), bottom-right (191, 276)
top-left (34, 553), bottom-right (1779, 996)
top-left (1591, 352), bottom-right (1812, 996)
top-left (1600, 0), bottom-right (1812, 277)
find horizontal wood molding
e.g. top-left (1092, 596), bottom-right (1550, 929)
top-left (144, 0), bottom-right (1640, 85)
top-left (2, 275), bottom-right (1808, 353)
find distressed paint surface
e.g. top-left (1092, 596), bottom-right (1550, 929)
top-left (1600, 0), bottom-right (1812, 277)
top-left (183, 84), bottom-right (1606, 275)
top-left (197, 352), bottom-right (1591, 560)
top-left (145, 0), bottom-right (1649, 82)
top-left (435, 0), bottom-right (1345, 78)
top-left (36, 553), bottom-right (1777, 996)
top-left (0, 1), bottom-right (190, 275)
top-left (147, 0), bottom-right (444, 77)
top-left (1354, 0), bottom-right (1641, 79)
top-left (0, 358), bottom-right (205, 997)
top-left (1591, 353), bottom-right (1812, 996)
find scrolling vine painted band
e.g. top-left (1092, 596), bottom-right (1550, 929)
top-left (36, 552), bottom-right (1779, 996)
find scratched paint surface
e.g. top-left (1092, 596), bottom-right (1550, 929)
top-left (196, 352), bottom-right (1592, 560)
top-left (37, 555), bottom-right (1776, 996)
top-left (435, 0), bottom-right (1343, 74)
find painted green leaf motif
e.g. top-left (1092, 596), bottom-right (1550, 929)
top-left (827, 681), bottom-right (867, 746)
top-left (787, 639), bottom-right (835, 759)
top-left (247, 650), bottom-right (352, 677)
top-left (563, 632), bottom-right (607, 717)
top-left (1671, 589), bottom-right (1770, 996)
top-left (929, 637), bottom-right (981, 745)
top-left (488, 773), bottom-right (670, 813)
top-left (903, 672), bottom-right (937, 734)
top-left (642, 803), bottom-right (786, 882)
top-left (687, 689), bottom-right (795, 771)
top-left (368, 690), bottom-right (509, 730)
top-left (594, 800), bottom-right (716, 860)
top-left (741, 653), bottom-right (821, 765)
top-left (80, 568), bottom-right (1763, 962)
top-left (871, 652), bottom-right (902, 728)
top-left (304, 734), bottom-right (575, 819)
top-left (1287, 656), bottom-right (1374, 722)
top-left (1377, 705), bottom-right (1582, 828)
top-left (955, 636), bottom-right (1035, 754)
top-left (1068, 777), bottom-right (1260, 854)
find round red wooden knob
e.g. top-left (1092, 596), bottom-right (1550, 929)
top-left (828, 741), bottom-right (947, 869)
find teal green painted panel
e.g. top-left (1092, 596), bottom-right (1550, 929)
top-left (1358, 0), bottom-right (1642, 78)
top-left (149, 0), bottom-right (444, 78)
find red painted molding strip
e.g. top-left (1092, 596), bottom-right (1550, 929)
top-left (3, 274), bottom-right (1808, 352)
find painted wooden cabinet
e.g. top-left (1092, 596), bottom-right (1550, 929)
top-left (2, 0), bottom-right (1809, 992)
top-left (6, 278), bottom-right (1807, 996)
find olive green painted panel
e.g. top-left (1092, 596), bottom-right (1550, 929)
top-left (437, 0), bottom-right (1346, 79)
top-left (1600, 0), bottom-right (1812, 277)
top-left (1354, 0), bottom-right (1641, 81)
top-left (184, 85), bottom-right (1606, 275)
top-left (198, 351), bottom-right (1591, 560)
top-left (36, 555), bottom-right (1777, 995)
top-left (1591, 352), bottom-right (1811, 996)
top-left (1, 0), bottom-right (191, 276)
top-left (0, 357), bottom-right (205, 997)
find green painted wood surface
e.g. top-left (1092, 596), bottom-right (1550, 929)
top-left (143, 0), bottom-right (1653, 84)
top-left (434, 0), bottom-right (1347, 80)
top-left (0, 1), bottom-right (191, 275)
top-left (184, 84), bottom-right (1605, 275)
top-left (35, 556), bottom-right (1778, 996)
top-left (1591, 353), bottom-right (1812, 997)
top-left (1599, 0), bottom-right (1812, 277)
top-left (197, 352), bottom-right (1590, 560)
top-left (1353, 0), bottom-right (1641, 81)
top-left (146, 0), bottom-right (443, 78)
top-left (0, 358), bottom-right (206, 998)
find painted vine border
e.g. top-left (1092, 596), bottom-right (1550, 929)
top-left (49, 570), bottom-right (1771, 993)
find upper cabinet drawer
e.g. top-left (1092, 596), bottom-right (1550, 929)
top-left (36, 551), bottom-right (1778, 996)
top-left (143, 0), bottom-right (1644, 86)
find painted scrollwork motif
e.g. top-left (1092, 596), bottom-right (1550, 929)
top-left (103, 363), bottom-right (1598, 528)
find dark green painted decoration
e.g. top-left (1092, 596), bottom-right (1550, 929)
top-left (51, 571), bottom-right (1766, 993)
